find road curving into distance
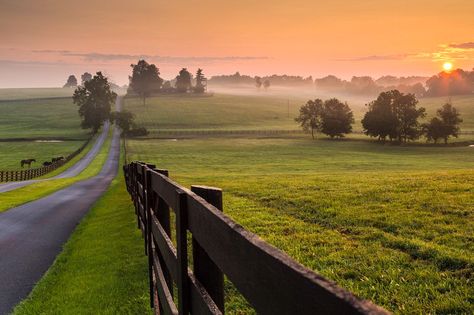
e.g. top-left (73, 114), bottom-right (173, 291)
top-left (0, 96), bottom-right (122, 314)
top-left (0, 121), bottom-right (110, 194)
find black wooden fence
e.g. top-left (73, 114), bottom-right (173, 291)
top-left (0, 138), bottom-right (91, 182)
top-left (124, 161), bottom-right (390, 315)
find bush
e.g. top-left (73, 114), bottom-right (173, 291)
top-left (126, 127), bottom-right (148, 137)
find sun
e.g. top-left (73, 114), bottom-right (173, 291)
top-left (443, 62), bottom-right (453, 72)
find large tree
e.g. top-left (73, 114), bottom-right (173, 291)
top-left (320, 98), bottom-right (354, 138)
top-left (63, 75), bottom-right (78, 88)
top-left (176, 68), bottom-right (192, 93)
top-left (362, 90), bottom-right (425, 143)
top-left (424, 103), bottom-right (462, 143)
top-left (73, 72), bottom-right (116, 133)
top-left (110, 110), bottom-right (135, 135)
top-left (295, 99), bottom-right (323, 139)
top-left (194, 68), bottom-right (206, 93)
top-left (129, 60), bottom-right (163, 105)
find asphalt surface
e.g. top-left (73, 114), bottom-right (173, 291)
top-left (0, 97), bottom-right (122, 314)
top-left (0, 121), bottom-right (110, 193)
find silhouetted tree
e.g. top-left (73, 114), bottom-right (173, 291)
top-left (64, 75), bottom-right (78, 88)
top-left (295, 99), bottom-right (323, 139)
top-left (194, 68), bottom-right (206, 93)
top-left (176, 68), bottom-right (192, 93)
top-left (424, 103), bottom-right (462, 143)
top-left (110, 110), bottom-right (134, 135)
top-left (320, 98), bottom-right (354, 138)
top-left (129, 60), bottom-right (163, 105)
top-left (426, 69), bottom-right (474, 96)
top-left (73, 72), bottom-right (116, 133)
top-left (255, 76), bottom-right (262, 89)
top-left (81, 72), bottom-right (92, 85)
top-left (263, 79), bottom-right (271, 90)
top-left (362, 90), bottom-right (426, 143)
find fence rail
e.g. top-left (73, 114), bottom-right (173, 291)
top-left (0, 137), bottom-right (91, 182)
top-left (124, 161), bottom-right (390, 315)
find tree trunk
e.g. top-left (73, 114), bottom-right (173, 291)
top-left (311, 128), bottom-right (314, 139)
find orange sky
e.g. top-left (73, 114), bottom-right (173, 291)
top-left (0, 0), bottom-right (473, 87)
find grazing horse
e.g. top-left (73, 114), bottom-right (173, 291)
top-left (43, 161), bottom-right (52, 167)
top-left (52, 156), bottom-right (65, 163)
top-left (20, 159), bottom-right (36, 168)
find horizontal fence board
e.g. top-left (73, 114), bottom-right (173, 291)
top-left (151, 216), bottom-right (178, 281)
top-left (153, 252), bottom-right (179, 315)
top-left (188, 272), bottom-right (222, 315)
top-left (150, 171), bottom-right (182, 211)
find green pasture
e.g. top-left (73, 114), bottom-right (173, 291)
top-left (0, 88), bottom-right (75, 101)
top-left (125, 134), bottom-right (473, 313)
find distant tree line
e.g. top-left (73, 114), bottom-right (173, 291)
top-left (127, 60), bottom-right (208, 105)
top-left (425, 69), bottom-right (474, 96)
top-left (296, 89), bottom-right (463, 144)
top-left (64, 72), bottom-right (120, 90)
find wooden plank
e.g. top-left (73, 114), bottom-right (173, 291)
top-left (150, 216), bottom-right (178, 281)
top-left (149, 171), bottom-right (182, 211)
top-left (188, 271), bottom-right (223, 315)
top-left (152, 252), bottom-right (179, 315)
top-left (185, 194), bottom-right (389, 315)
top-left (176, 190), bottom-right (190, 314)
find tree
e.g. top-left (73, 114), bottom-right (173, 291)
top-left (320, 98), bottom-right (354, 138)
top-left (110, 110), bottom-right (134, 134)
top-left (255, 76), bottom-right (262, 89)
top-left (295, 99), bottom-right (323, 139)
top-left (176, 68), bottom-right (192, 93)
top-left (73, 72), bottom-right (116, 133)
top-left (194, 68), bottom-right (207, 93)
top-left (129, 60), bottom-right (163, 105)
top-left (424, 103), bottom-right (463, 143)
top-left (362, 90), bottom-right (426, 143)
top-left (63, 75), bottom-right (78, 88)
top-left (263, 79), bottom-right (271, 90)
top-left (81, 72), bottom-right (92, 85)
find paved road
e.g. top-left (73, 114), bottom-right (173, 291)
top-left (0, 122), bottom-right (110, 194)
top-left (0, 97), bottom-right (122, 314)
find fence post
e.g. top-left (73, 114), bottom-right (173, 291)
top-left (190, 185), bottom-right (225, 313)
top-left (177, 190), bottom-right (190, 315)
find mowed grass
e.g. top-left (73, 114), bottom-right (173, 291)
top-left (0, 87), bottom-right (75, 100)
top-left (13, 152), bottom-right (152, 315)
top-left (0, 129), bottom-right (112, 213)
top-left (0, 97), bottom-right (86, 139)
top-left (126, 135), bottom-right (474, 314)
top-left (124, 93), bottom-right (474, 135)
top-left (0, 141), bottom-right (85, 170)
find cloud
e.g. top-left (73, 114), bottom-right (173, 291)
top-left (336, 54), bottom-right (410, 61)
top-left (448, 42), bottom-right (474, 49)
top-left (32, 50), bottom-right (269, 64)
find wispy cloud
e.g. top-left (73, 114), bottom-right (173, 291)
top-left (336, 54), bottom-right (410, 61)
top-left (32, 50), bottom-right (269, 64)
top-left (448, 42), bottom-right (474, 49)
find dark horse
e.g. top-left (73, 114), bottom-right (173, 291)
top-left (43, 161), bottom-right (52, 167)
top-left (52, 156), bottom-right (65, 163)
top-left (20, 159), bottom-right (36, 168)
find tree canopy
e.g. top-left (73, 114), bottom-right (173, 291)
top-left (423, 103), bottom-right (462, 143)
top-left (194, 68), bottom-right (206, 93)
top-left (81, 72), bottom-right (92, 85)
top-left (64, 75), bottom-right (78, 88)
top-left (362, 90), bottom-right (426, 143)
top-left (176, 68), bottom-right (192, 93)
top-left (129, 60), bottom-right (163, 105)
top-left (295, 99), bottom-right (323, 139)
top-left (73, 72), bottom-right (116, 133)
top-left (320, 98), bottom-right (354, 138)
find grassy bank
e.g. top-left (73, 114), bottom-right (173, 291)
top-left (13, 151), bottom-right (151, 314)
top-left (126, 136), bottom-right (474, 314)
top-left (0, 129), bottom-right (112, 212)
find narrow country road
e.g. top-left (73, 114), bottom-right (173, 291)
top-left (0, 97), bottom-right (123, 314)
top-left (0, 121), bottom-right (110, 194)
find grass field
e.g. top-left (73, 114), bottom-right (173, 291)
top-left (13, 152), bottom-right (152, 315)
top-left (124, 92), bottom-right (474, 136)
top-left (0, 88), bottom-right (75, 101)
top-left (124, 91), bottom-right (473, 314)
top-left (0, 129), bottom-right (112, 213)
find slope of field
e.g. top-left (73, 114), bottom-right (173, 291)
top-left (126, 137), bottom-right (473, 314)
top-left (0, 88), bottom-right (75, 101)
top-left (124, 93), bottom-right (474, 136)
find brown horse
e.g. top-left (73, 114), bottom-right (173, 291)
top-left (52, 156), bottom-right (65, 163)
top-left (20, 159), bottom-right (36, 168)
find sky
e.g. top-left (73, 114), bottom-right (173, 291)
top-left (0, 0), bottom-right (473, 87)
